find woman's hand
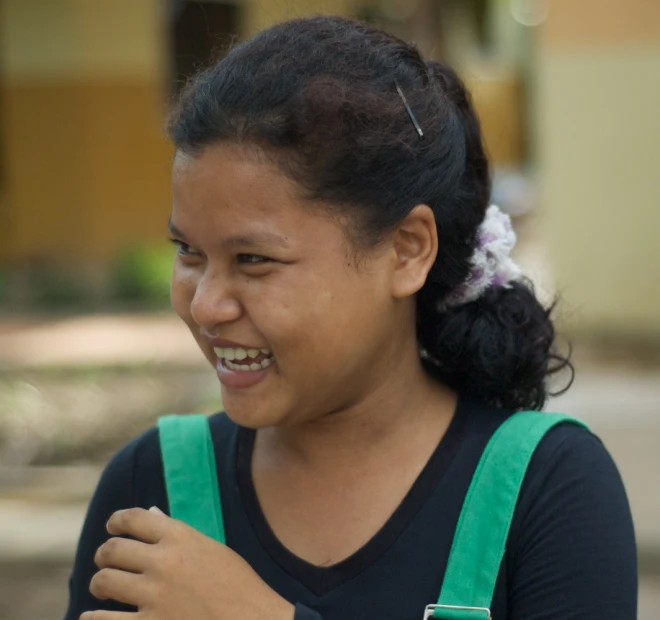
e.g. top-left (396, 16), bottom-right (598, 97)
top-left (81, 507), bottom-right (295, 620)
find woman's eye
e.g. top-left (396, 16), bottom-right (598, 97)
top-left (168, 238), bottom-right (199, 257)
top-left (237, 254), bottom-right (271, 265)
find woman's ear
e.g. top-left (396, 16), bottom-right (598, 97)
top-left (390, 204), bottom-right (438, 298)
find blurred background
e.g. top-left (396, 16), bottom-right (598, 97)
top-left (0, 0), bottom-right (658, 618)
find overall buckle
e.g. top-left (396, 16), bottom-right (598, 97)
top-left (423, 603), bottom-right (492, 619)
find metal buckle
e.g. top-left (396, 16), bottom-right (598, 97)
top-left (423, 604), bottom-right (492, 619)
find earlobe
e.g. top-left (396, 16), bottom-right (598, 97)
top-left (391, 205), bottom-right (438, 299)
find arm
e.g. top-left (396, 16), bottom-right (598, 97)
top-left (63, 439), bottom-right (140, 619)
top-left (65, 433), bottom-right (322, 620)
top-left (508, 427), bottom-right (637, 619)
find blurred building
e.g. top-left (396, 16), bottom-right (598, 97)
top-left (535, 0), bottom-right (660, 338)
top-left (0, 0), bottom-right (658, 337)
top-left (0, 0), bottom-right (173, 299)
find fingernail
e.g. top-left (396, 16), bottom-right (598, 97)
top-left (149, 505), bottom-right (165, 514)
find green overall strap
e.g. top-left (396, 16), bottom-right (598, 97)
top-left (157, 414), bottom-right (226, 544)
top-left (429, 411), bottom-right (588, 620)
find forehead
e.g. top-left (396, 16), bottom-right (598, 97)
top-left (173, 144), bottom-right (294, 209)
top-left (170, 143), bottom-right (343, 245)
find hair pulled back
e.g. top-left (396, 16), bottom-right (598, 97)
top-left (168, 15), bottom-right (572, 410)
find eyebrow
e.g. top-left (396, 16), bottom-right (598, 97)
top-left (168, 218), bottom-right (187, 238)
top-left (168, 218), bottom-right (291, 250)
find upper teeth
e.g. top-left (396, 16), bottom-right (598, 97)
top-left (214, 347), bottom-right (271, 361)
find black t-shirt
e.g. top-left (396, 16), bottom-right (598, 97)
top-left (64, 395), bottom-right (637, 620)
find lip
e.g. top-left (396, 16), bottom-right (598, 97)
top-left (203, 336), bottom-right (270, 350)
top-left (216, 357), bottom-right (272, 389)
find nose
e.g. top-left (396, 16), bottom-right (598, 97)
top-left (189, 270), bottom-right (242, 329)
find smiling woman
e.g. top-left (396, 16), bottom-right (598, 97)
top-left (167, 143), bottom-right (422, 428)
top-left (64, 15), bottom-right (637, 620)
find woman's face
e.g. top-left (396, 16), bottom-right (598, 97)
top-left (170, 143), bottom-right (411, 429)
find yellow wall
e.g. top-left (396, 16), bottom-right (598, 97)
top-left (0, 0), bottom-right (172, 264)
top-left (242, 0), bottom-right (355, 37)
top-left (1, 0), bottom-right (162, 81)
top-left (464, 69), bottom-right (524, 165)
top-left (536, 0), bottom-right (660, 335)
top-left (0, 0), bottom-right (363, 268)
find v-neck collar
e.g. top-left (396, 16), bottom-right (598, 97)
top-left (235, 394), bottom-right (471, 596)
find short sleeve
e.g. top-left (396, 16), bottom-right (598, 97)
top-left (508, 425), bottom-right (637, 619)
top-left (63, 438), bottom-right (140, 619)
top-left (294, 603), bottom-right (324, 620)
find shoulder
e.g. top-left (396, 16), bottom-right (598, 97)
top-left (462, 405), bottom-right (638, 615)
top-left (463, 399), bottom-right (613, 488)
top-left (508, 413), bottom-right (636, 566)
top-left (462, 399), bottom-right (632, 547)
top-left (521, 416), bottom-right (619, 506)
top-left (117, 411), bottom-right (236, 462)
top-left (471, 405), bottom-right (626, 528)
top-left (98, 411), bottom-right (236, 507)
top-left (499, 415), bottom-right (638, 616)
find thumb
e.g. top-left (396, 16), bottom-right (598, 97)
top-left (149, 505), bottom-right (166, 515)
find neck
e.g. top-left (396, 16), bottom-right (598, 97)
top-left (255, 342), bottom-right (457, 473)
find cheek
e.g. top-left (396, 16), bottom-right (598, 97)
top-left (312, 272), bottom-right (391, 361)
top-left (170, 265), bottom-right (197, 320)
top-left (261, 268), bottom-right (383, 358)
top-left (171, 268), bottom-right (216, 363)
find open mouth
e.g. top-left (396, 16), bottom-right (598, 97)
top-left (214, 347), bottom-right (274, 372)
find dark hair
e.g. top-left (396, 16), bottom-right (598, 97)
top-left (168, 15), bottom-right (573, 410)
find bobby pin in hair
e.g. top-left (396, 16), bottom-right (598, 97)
top-left (394, 80), bottom-right (424, 139)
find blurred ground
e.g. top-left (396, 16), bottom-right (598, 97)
top-left (0, 311), bottom-right (658, 618)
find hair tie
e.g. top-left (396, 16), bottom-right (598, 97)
top-left (439, 205), bottom-right (523, 310)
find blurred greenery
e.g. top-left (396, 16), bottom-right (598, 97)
top-left (109, 243), bottom-right (174, 308)
top-left (28, 264), bottom-right (88, 309)
top-left (0, 244), bottom-right (174, 312)
top-left (0, 269), bottom-right (8, 304)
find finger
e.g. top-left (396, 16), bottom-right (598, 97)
top-left (107, 507), bottom-right (168, 543)
top-left (80, 612), bottom-right (136, 620)
top-left (95, 536), bottom-right (152, 573)
top-left (89, 567), bottom-right (148, 606)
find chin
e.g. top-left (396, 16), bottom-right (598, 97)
top-left (221, 396), bottom-right (289, 429)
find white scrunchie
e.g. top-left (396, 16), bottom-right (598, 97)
top-left (440, 205), bottom-right (523, 310)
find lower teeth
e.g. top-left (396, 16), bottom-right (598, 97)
top-left (224, 357), bottom-right (273, 372)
